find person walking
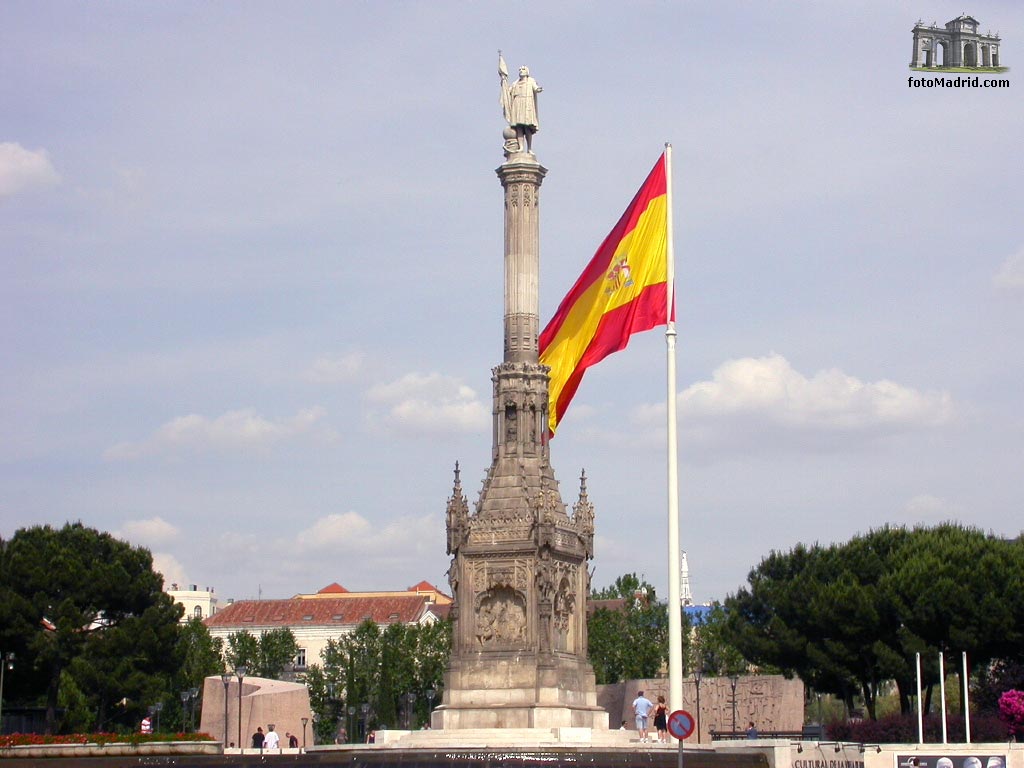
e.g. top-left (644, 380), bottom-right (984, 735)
top-left (251, 726), bottom-right (265, 750)
top-left (263, 725), bottom-right (280, 749)
top-left (632, 690), bottom-right (654, 743)
top-left (653, 695), bottom-right (669, 743)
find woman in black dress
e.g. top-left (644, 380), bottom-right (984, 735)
top-left (653, 695), bottom-right (669, 743)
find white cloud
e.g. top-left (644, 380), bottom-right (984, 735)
top-left (104, 406), bottom-right (331, 460)
top-left (993, 247), bottom-right (1024, 291)
top-left (634, 354), bottom-right (954, 455)
top-left (679, 354), bottom-right (953, 429)
top-left (151, 552), bottom-right (187, 589)
top-left (365, 372), bottom-right (488, 434)
top-left (304, 352), bottom-right (365, 384)
top-left (0, 142), bottom-right (60, 198)
top-left (197, 510), bottom-right (448, 598)
top-left (117, 516), bottom-right (180, 546)
top-left (295, 511), bottom-right (437, 556)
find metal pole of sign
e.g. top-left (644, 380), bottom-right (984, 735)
top-left (678, 734), bottom-right (684, 768)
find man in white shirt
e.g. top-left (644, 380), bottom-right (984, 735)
top-left (263, 725), bottom-right (280, 750)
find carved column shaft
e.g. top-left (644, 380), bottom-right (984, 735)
top-left (497, 161), bottom-right (547, 364)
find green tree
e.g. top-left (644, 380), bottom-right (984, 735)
top-left (587, 573), bottom-right (673, 683)
top-left (307, 619), bottom-right (451, 744)
top-left (691, 602), bottom-right (749, 676)
top-left (591, 572), bottom-right (652, 601)
top-left (727, 534), bottom-right (917, 718)
top-left (225, 628), bottom-right (298, 679)
top-left (68, 596), bottom-right (182, 731)
top-left (725, 525), bottom-right (1024, 720)
top-left (176, 617), bottom-right (225, 691)
top-left (170, 618), bottom-right (224, 731)
top-left (0, 523), bottom-right (182, 733)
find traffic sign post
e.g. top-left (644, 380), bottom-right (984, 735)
top-left (667, 710), bottom-right (695, 768)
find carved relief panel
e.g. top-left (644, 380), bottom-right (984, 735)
top-left (468, 558), bottom-right (531, 650)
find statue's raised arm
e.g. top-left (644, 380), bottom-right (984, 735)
top-left (498, 52), bottom-right (542, 154)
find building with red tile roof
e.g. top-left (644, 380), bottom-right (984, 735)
top-left (203, 582), bottom-right (451, 675)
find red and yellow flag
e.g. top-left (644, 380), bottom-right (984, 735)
top-left (539, 154), bottom-right (671, 437)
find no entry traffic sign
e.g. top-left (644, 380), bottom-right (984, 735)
top-left (667, 709), bottom-right (695, 740)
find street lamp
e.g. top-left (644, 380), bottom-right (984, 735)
top-left (728, 675), bottom-right (739, 734)
top-left (0, 652), bottom-right (14, 734)
top-left (188, 687), bottom-right (199, 731)
top-left (326, 682), bottom-right (337, 740)
top-left (301, 716), bottom-right (308, 749)
top-left (405, 692), bottom-right (416, 729)
top-left (235, 666), bottom-right (247, 749)
top-left (361, 702), bottom-right (369, 742)
top-left (426, 688), bottom-right (436, 728)
top-left (693, 667), bottom-right (703, 744)
top-left (220, 674), bottom-right (232, 747)
top-left (180, 690), bottom-right (190, 733)
top-left (347, 706), bottom-right (355, 743)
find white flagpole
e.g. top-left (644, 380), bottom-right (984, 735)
top-left (963, 651), bottom-right (971, 743)
top-left (664, 141), bottom-right (683, 712)
top-left (916, 652), bottom-right (924, 744)
top-left (939, 651), bottom-right (948, 743)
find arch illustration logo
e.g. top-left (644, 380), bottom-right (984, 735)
top-left (910, 14), bottom-right (1007, 72)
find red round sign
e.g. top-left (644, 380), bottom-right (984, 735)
top-left (667, 709), bottom-right (695, 740)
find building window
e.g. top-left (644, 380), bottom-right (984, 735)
top-left (295, 648), bottom-right (307, 668)
top-left (193, 606), bottom-right (202, 619)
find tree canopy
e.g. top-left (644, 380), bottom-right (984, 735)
top-left (225, 628), bottom-right (299, 680)
top-left (305, 619), bottom-right (450, 744)
top-left (0, 522), bottom-right (183, 733)
top-left (725, 524), bottom-right (1024, 719)
top-left (587, 573), bottom-right (674, 683)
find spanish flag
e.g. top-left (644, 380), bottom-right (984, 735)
top-left (539, 154), bottom-right (671, 437)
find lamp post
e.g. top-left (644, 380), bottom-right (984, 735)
top-left (152, 701), bottom-right (164, 733)
top-left (326, 682), bottom-right (337, 740)
top-left (426, 688), bottom-right (436, 728)
top-left (361, 702), bottom-right (369, 742)
top-left (180, 690), bottom-right (190, 733)
top-left (347, 706), bottom-right (355, 743)
top-left (693, 667), bottom-right (703, 744)
top-left (0, 652), bottom-right (14, 735)
top-left (220, 674), bottom-right (231, 747)
top-left (405, 692), bottom-right (416, 729)
top-left (235, 666), bottom-right (247, 750)
top-left (301, 716), bottom-right (308, 750)
top-left (728, 675), bottom-right (739, 734)
top-left (189, 687), bottom-right (199, 731)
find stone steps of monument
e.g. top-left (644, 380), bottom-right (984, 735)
top-left (384, 728), bottom-right (668, 749)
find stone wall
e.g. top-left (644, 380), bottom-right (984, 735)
top-left (199, 675), bottom-right (313, 748)
top-left (599, 675), bottom-right (804, 741)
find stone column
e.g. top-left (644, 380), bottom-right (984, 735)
top-left (496, 157), bottom-right (547, 365)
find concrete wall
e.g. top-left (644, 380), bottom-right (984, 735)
top-left (198, 675), bottom-right (313, 748)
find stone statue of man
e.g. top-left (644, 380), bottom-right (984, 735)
top-left (499, 52), bottom-right (542, 153)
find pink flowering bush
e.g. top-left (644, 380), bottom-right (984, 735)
top-left (998, 689), bottom-right (1024, 735)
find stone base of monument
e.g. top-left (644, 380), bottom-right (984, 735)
top-left (435, 654), bottom-right (608, 730)
top-left (431, 703), bottom-right (609, 731)
top-left (372, 727), bottom-right (635, 749)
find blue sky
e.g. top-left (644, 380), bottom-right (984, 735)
top-left (2, 1), bottom-right (1021, 605)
